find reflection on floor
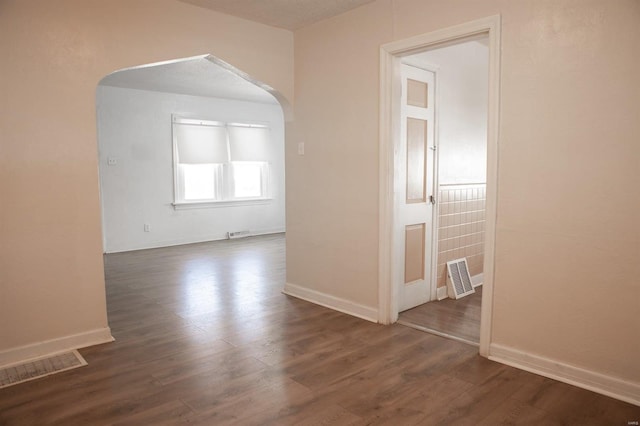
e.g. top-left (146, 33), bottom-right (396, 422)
top-left (398, 286), bottom-right (482, 346)
top-left (2, 236), bottom-right (636, 424)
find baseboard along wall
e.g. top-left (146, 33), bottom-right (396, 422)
top-left (283, 283), bottom-right (378, 323)
top-left (0, 327), bottom-right (114, 368)
top-left (106, 228), bottom-right (285, 253)
top-left (490, 343), bottom-right (640, 407)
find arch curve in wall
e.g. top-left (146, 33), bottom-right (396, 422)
top-left (97, 53), bottom-right (292, 120)
top-left (96, 53), bottom-right (289, 253)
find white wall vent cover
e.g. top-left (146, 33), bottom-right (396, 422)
top-left (227, 230), bottom-right (251, 239)
top-left (0, 350), bottom-right (87, 389)
top-left (446, 258), bottom-right (475, 299)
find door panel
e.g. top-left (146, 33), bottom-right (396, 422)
top-left (398, 64), bottom-right (436, 312)
top-left (406, 118), bottom-right (427, 203)
top-left (407, 78), bottom-right (428, 108)
top-left (404, 224), bottom-right (426, 283)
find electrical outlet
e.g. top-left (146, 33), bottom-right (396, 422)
top-left (297, 142), bottom-right (305, 155)
top-left (144, 224), bottom-right (151, 232)
top-left (107, 157), bottom-right (117, 166)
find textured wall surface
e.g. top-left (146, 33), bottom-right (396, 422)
top-left (289, 0), bottom-right (640, 384)
top-left (0, 0), bottom-right (293, 354)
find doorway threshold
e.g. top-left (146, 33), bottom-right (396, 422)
top-left (397, 319), bottom-right (479, 347)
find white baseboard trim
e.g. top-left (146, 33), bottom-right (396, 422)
top-left (0, 327), bottom-right (114, 368)
top-left (489, 343), bottom-right (640, 406)
top-left (283, 283), bottom-right (378, 323)
top-left (250, 228), bottom-right (286, 237)
top-left (437, 273), bottom-right (482, 301)
top-left (472, 272), bottom-right (483, 288)
top-left (437, 286), bottom-right (448, 300)
top-left (105, 228), bottom-right (286, 253)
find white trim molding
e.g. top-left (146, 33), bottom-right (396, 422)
top-left (436, 286), bottom-right (448, 301)
top-left (472, 272), bottom-right (484, 288)
top-left (283, 283), bottom-right (378, 323)
top-left (398, 320), bottom-right (479, 347)
top-left (378, 15), bottom-right (502, 359)
top-left (490, 343), bottom-right (640, 407)
top-left (172, 198), bottom-right (273, 210)
top-left (105, 228), bottom-right (285, 253)
top-left (0, 327), bottom-right (114, 368)
top-left (436, 273), bottom-right (482, 300)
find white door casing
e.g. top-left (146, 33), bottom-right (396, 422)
top-left (397, 64), bottom-right (436, 312)
top-left (379, 15), bottom-right (501, 359)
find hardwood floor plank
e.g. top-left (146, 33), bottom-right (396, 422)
top-left (477, 398), bottom-right (552, 426)
top-left (354, 374), bottom-right (475, 426)
top-left (1, 234), bottom-right (637, 425)
top-left (421, 368), bottom-right (531, 425)
top-left (399, 286), bottom-right (482, 343)
top-left (111, 400), bottom-right (195, 426)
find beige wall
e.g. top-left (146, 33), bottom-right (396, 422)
top-left (2, 0), bottom-right (638, 394)
top-left (288, 0), bottom-right (639, 384)
top-left (287, 2), bottom-right (392, 306)
top-left (0, 0), bottom-right (293, 352)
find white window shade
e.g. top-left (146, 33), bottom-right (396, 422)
top-left (228, 125), bottom-right (270, 162)
top-left (175, 123), bottom-right (228, 164)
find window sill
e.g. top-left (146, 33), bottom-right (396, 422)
top-left (172, 198), bottom-right (273, 210)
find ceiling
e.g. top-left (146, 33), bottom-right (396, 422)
top-left (99, 56), bottom-right (278, 104)
top-left (179, 0), bottom-right (377, 30)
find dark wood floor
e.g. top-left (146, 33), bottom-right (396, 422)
top-left (399, 287), bottom-right (482, 345)
top-left (1, 234), bottom-right (637, 425)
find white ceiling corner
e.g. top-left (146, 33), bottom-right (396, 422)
top-left (178, 0), bottom-right (377, 30)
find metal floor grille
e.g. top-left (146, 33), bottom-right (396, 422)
top-left (446, 258), bottom-right (475, 299)
top-left (0, 350), bottom-right (87, 389)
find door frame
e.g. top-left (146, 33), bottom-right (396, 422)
top-left (378, 15), bottom-right (501, 357)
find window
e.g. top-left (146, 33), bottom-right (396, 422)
top-left (232, 162), bottom-right (266, 198)
top-left (181, 163), bottom-right (221, 200)
top-left (172, 116), bottom-right (270, 206)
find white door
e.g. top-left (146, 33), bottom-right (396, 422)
top-left (397, 64), bottom-right (436, 312)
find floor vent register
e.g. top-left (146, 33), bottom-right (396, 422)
top-left (0, 350), bottom-right (87, 389)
